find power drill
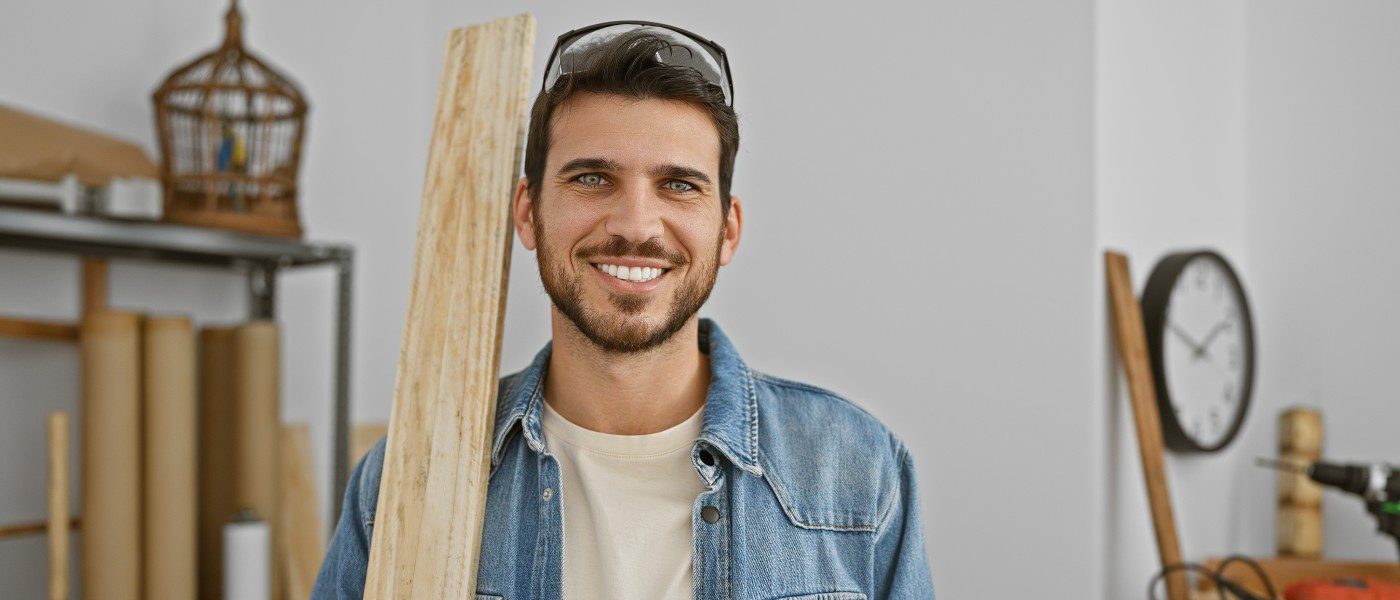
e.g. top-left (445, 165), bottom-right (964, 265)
top-left (1259, 458), bottom-right (1400, 559)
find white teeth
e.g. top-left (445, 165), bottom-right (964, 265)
top-left (594, 263), bottom-right (665, 283)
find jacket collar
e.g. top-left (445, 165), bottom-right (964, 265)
top-left (489, 318), bottom-right (762, 476)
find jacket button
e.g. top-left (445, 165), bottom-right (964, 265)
top-left (542, 487), bottom-right (553, 501)
top-left (701, 505), bottom-right (720, 524)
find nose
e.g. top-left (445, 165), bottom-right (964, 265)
top-left (604, 180), bottom-right (665, 243)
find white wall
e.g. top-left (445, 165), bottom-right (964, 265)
top-left (1247, 0), bottom-right (1400, 561)
top-left (1095, 2), bottom-right (1253, 597)
top-left (1, 1), bottom-right (1102, 598)
top-left (19, 1), bottom-right (1398, 599)
top-left (1098, 2), bottom-right (1400, 598)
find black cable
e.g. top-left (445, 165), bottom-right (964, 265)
top-left (1217, 554), bottom-right (1279, 600)
top-left (1146, 554), bottom-right (1281, 600)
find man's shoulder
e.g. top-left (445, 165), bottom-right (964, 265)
top-left (748, 370), bottom-right (912, 534)
top-left (750, 370), bottom-right (907, 454)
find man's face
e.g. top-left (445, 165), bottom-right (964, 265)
top-left (514, 92), bottom-right (742, 353)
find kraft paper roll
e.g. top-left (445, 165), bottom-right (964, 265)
top-left (223, 511), bottom-right (271, 600)
top-left (80, 310), bottom-right (142, 600)
top-left (199, 327), bottom-right (240, 599)
top-left (144, 316), bottom-right (197, 599)
top-left (235, 321), bottom-right (280, 600)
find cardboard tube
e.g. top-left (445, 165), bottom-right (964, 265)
top-left (144, 316), bottom-right (197, 599)
top-left (235, 321), bottom-right (280, 600)
top-left (199, 327), bottom-right (239, 599)
top-left (80, 310), bottom-right (142, 599)
top-left (49, 412), bottom-right (69, 600)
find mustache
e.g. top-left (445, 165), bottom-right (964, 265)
top-left (578, 237), bottom-right (689, 267)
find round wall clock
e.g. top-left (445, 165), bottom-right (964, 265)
top-left (1141, 250), bottom-right (1256, 453)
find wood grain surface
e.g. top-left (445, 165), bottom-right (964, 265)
top-left (363, 13), bottom-right (534, 599)
top-left (48, 412), bottom-right (69, 600)
top-left (1105, 251), bottom-right (1188, 600)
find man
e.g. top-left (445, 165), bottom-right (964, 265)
top-left (314, 21), bottom-right (934, 599)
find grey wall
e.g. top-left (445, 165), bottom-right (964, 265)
top-left (1098, 2), bottom-right (1400, 597)
top-left (6, 1), bottom-right (1395, 599)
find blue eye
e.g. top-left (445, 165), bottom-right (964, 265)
top-left (577, 173), bottom-right (605, 187)
top-left (665, 180), bottom-right (696, 193)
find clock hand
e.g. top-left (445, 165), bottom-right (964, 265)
top-left (1198, 319), bottom-right (1232, 353)
top-left (1169, 323), bottom-right (1207, 358)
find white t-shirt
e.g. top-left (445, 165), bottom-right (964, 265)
top-left (540, 399), bottom-right (707, 600)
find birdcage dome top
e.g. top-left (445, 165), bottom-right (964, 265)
top-left (153, 0), bottom-right (307, 117)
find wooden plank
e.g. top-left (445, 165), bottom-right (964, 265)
top-left (1200, 557), bottom-right (1400, 596)
top-left (363, 13), bottom-right (534, 599)
top-left (0, 317), bottom-right (78, 342)
top-left (279, 424), bottom-right (324, 600)
top-left (1105, 251), bottom-right (1188, 600)
top-left (48, 412), bottom-right (69, 600)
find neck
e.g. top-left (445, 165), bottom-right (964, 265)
top-left (543, 310), bottom-right (710, 435)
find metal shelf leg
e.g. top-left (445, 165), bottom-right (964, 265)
top-left (331, 250), bottom-right (353, 531)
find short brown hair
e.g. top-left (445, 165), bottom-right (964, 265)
top-left (523, 31), bottom-right (739, 213)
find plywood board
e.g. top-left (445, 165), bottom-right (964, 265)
top-left (363, 13), bottom-right (534, 598)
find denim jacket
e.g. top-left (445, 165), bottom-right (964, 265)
top-left (313, 319), bottom-right (934, 599)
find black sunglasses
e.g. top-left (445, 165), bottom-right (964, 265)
top-left (541, 20), bottom-right (735, 107)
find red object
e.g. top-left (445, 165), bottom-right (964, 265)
top-left (1286, 578), bottom-right (1400, 600)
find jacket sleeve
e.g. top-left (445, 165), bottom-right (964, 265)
top-left (311, 436), bottom-right (386, 599)
top-left (873, 442), bottom-right (935, 599)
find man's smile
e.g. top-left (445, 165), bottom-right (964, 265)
top-left (590, 261), bottom-right (671, 292)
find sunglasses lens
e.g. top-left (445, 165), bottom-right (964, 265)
top-left (544, 24), bottom-right (731, 105)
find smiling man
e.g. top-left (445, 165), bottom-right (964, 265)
top-left (314, 22), bottom-right (933, 600)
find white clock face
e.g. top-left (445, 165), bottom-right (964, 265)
top-left (1162, 256), bottom-right (1249, 448)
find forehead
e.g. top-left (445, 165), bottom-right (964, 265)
top-left (547, 93), bottom-right (720, 176)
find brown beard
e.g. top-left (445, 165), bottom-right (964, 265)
top-left (535, 222), bottom-right (723, 354)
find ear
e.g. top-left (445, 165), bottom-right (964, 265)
top-left (719, 195), bottom-right (743, 266)
top-left (513, 177), bottom-right (537, 251)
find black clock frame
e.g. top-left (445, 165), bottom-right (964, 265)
top-left (1140, 249), bottom-right (1256, 453)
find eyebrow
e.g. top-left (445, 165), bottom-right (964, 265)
top-left (556, 157), bottom-right (620, 176)
top-left (650, 164), bottom-right (713, 187)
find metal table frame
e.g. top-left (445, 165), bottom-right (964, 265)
top-left (0, 207), bottom-right (354, 528)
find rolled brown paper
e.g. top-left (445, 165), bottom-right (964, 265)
top-left (235, 321), bottom-right (281, 600)
top-left (1278, 504), bottom-right (1324, 558)
top-left (1280, 407), bottom-right (1323, 456)
top-left (80, 310), bottom-right (142, 599)
top-left (144, 316), bottom-right (197, 599)
top-left (199, 327), bottom-right (239, 599)
top-left (1278, 451), bottom-right (1324, 508)
top-left (49, 412), bottom-right (69, 600)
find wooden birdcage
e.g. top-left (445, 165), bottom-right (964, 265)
top-left (153, 0), bottom-right (307, 238)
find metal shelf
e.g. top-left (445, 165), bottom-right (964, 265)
top-left (0, 206), bottom-right (354, 529)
